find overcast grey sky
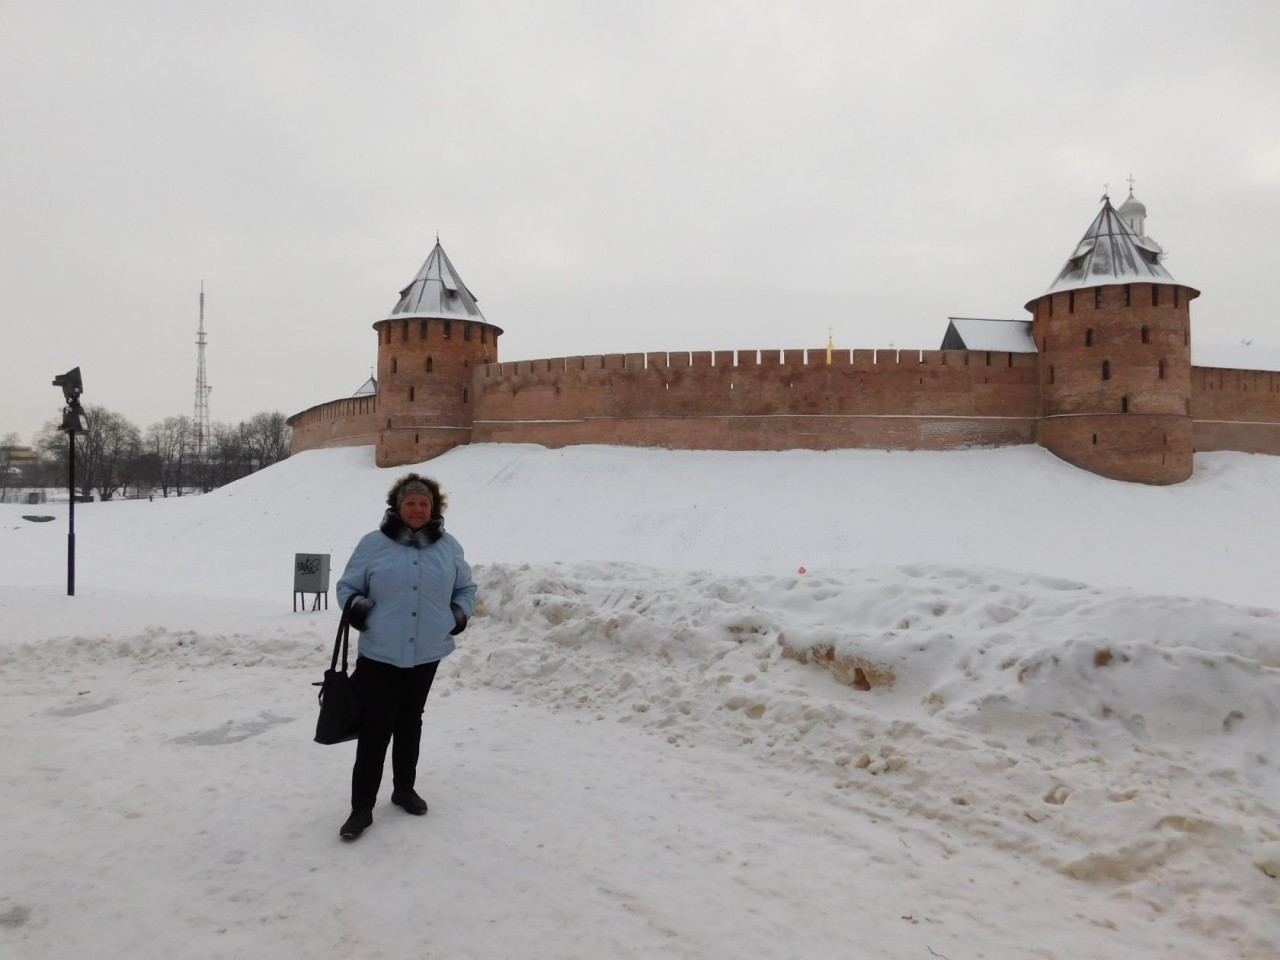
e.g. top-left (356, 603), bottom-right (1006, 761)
top-left (3, 1), bottom-right (1278, 444)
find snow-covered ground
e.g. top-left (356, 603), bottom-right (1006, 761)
top-left (2, 443), bottom-right (1279, 959)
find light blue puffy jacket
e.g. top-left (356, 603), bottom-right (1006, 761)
top-left (336, 512), bottom-right (477, 668)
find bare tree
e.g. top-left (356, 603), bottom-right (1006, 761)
top-left (145, 416), bottom-right (195, 496)
top-left (35, 418), bottom-right (76, 496)
top-left (88, 408), bottom-right (142, 500)
top-left (0, 432), bottom-right (21, 503)
top-left (36, 406), bottom-right (142, 500)
top-left (37, 407), bottom-right (292, 500)
top-left (240, 411), bottom-right (292, 471)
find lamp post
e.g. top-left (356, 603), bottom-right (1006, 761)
top-left (52, 367), bottom-right (85, 596)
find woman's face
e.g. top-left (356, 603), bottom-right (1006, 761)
top-left (398, 492), bottom-right (433, 530)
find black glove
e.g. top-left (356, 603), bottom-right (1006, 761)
top-left (349, 596), bottom-right (374, 632)
top-left (449, 602), bottom-right (469, 636)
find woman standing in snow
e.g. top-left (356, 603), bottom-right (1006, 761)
top-left (334, 473), bottom-right (477, 841)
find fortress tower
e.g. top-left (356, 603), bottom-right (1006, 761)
top-left (374, 241), bottom-right (504, 466)
top-left (1026, 193), bottom-right (1198, 484)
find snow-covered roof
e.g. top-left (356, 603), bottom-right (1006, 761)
top-left (1036, 197), bottom-right (1196, 300)
top-left (352, 376), bottom-right (377, 397)
top-left (1192, 343), bottom-right (1280, 373)
top-left (386, 241), bottom-right (487, 323)
top-left (941, 317), bottom-right (1037, 353)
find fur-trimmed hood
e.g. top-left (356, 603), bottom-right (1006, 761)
top-left (378, 509), bottom-right (444, 548)
top-left (385, 473), bottom-right (447, 520)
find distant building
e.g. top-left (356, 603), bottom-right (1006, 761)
top-left (940, 318), bottom-right (1036, 353)
top-left (1, 445), bottom-right (38, 467)
top-left (288, 191), bottom-right (1280, 484)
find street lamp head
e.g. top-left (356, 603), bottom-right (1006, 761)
top-left (60, 406), bottom-right (88, 433)
top-left (52, 367), bottom-right (83, 403)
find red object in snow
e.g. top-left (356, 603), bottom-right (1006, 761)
top-left (798, 566), bottom-right (807, 574)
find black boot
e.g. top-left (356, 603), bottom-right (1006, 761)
top-left (339, 807), bottom-right (373, 840)
top-left (391, 789), bottom-right (428, 815)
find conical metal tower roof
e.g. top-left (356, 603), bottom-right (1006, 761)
top-left (1035, 197), bottom-right (1196, 302)
top-left (386, 241), bottom-right (487, 322)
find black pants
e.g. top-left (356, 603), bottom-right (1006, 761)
top-left (350, 655), bottom-right (440, 811)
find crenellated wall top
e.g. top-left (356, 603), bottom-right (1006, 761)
top-left (477, 347), bottom-right (1037, 381)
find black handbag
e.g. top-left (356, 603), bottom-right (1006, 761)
top-left (313, 596), bottom-right (363, 745)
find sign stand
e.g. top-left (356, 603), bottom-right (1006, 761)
top-left (293, 553), bottom-right (331, 612)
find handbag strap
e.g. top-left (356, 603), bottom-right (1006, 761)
top-left (331, 594), bottom-right (358, 673)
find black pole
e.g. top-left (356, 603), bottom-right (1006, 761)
top-left (52, 367), bottom-right (84, 597)
top-left (67, 425), bottom-right (76, 596)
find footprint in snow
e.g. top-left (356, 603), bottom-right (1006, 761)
top-left (172, 711), bottom-right (294, 746)
top-left (47, 696), bottom-right (118, 717)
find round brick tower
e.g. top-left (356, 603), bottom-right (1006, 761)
top-left (374, 241), bottom-right (503, 467)
top-left (1027, 194), bottom-right (1198, 484)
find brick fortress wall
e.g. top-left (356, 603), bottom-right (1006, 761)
top-left (289, 288), bottom-right (1280, 480)
top-left (291, 346), bottom-right (1280, 471)
top-left (468, 347), bottom-right (1039, 451)
top-left (287, 395), bottom-right (379, 452)
top-left (1192, 366), bottom-right (1280, 454)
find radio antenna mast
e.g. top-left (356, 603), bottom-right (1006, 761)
top-left (194, 282), bottom-right (211, 457)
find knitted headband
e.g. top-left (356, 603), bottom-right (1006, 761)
top-left (395, 480), bottom-right (433, 509)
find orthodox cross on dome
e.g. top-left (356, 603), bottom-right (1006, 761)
top-left (1100, 183), bottom-right (1110, 203)
top-left (1127, 173), bottom-right (1136, 193)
